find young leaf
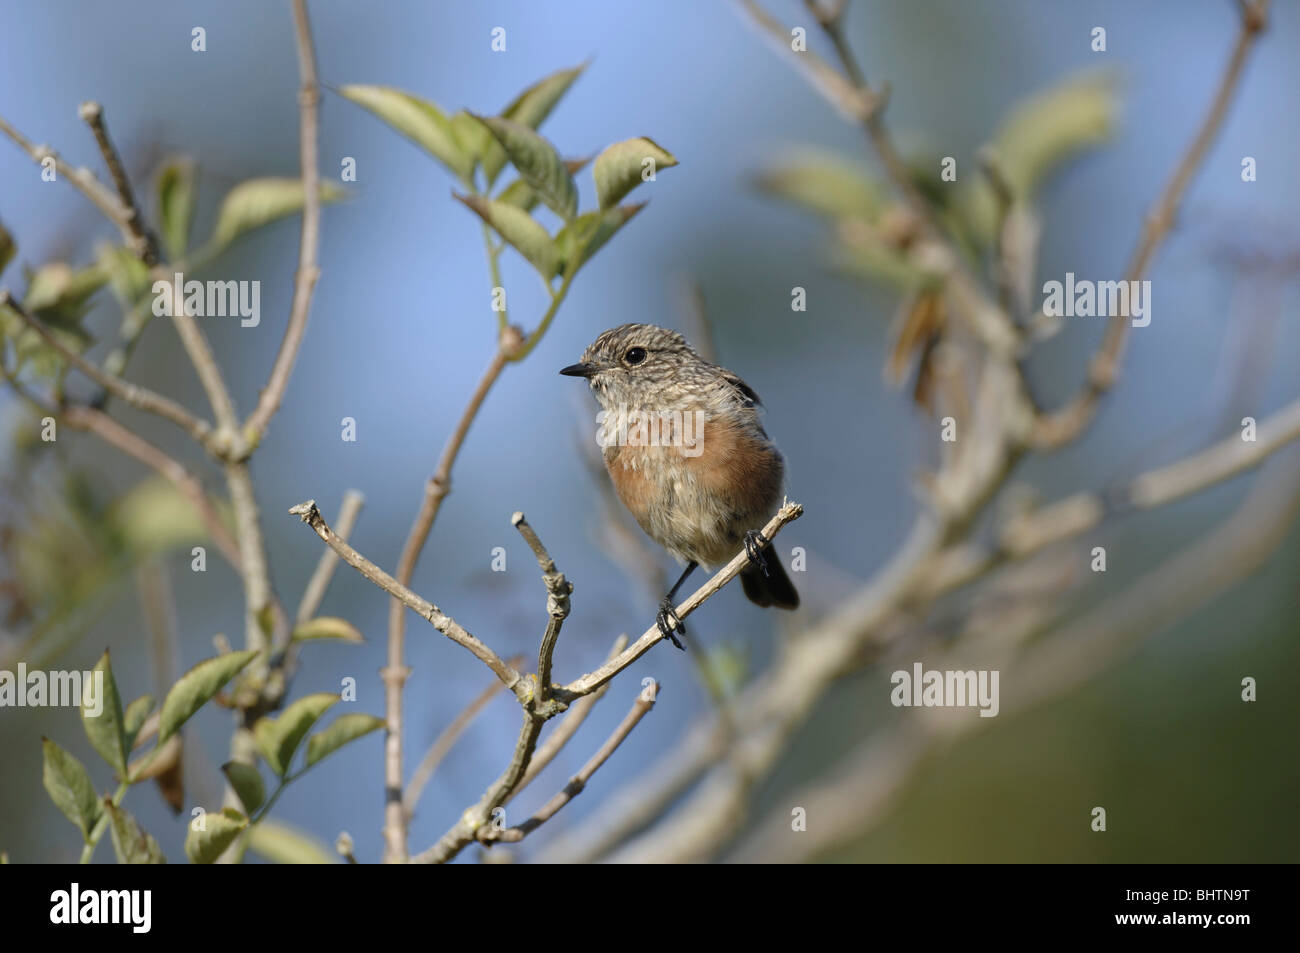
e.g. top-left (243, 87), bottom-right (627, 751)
top-left (156, 158), bottom-right (196, 260)
top-left (122, 694), bottom-right (155, 752)
top-left (454, 194), bottom-right (559, 278)
top-left (291, 616), bottom-right (364, 644)
top-left (221, 761), bottom-right (266, 814)
top-left (253, 693), bottom-right (339, 777)
top-left (105, 801), bottom-right (166, 864)
top-left (81, 650), bottom-right (128, 777)
top-left (593, 137), bottom-right (677, 210)
top-left (184, 807), bottom-right (247, 864)
top-left (211, 178), bottom-right (345, 251)
top-left (497, 156), bottom-right (591, 212)
top-left (556, 203), bottom-right (645, 278)
top-left (755, 152), bottom-right (885, 222)
top-left (340, 85), bottom-right (474, 182)
top-left (480, 63), bottom-right (586, 183)
top-left (158, 649), bottom-right (258, 744)
top-left (246, 819), bottom-right (336, 864)
top-left (305, 713), bottom-right (385, 769)
top-left (41, 738), bottom-right (102, 841)
top-left (473, 116), bottom-right (577, 220)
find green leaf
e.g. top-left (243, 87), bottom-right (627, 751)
top-left (497, 156), bottom-right (591, 212)
top-left (106, 801), bottom-right (165, 864)
top-left (755, 151), bottom-right (886, 221)
top-left (221, 761), bottom-right (266, 814)
top-left (158, 649), bottom-right (258, 744)
top-left (556, 203), bottom-right (645, 277)
top-left (291, 616), bottom-right (365, 644)
top-left (211, 177), bottom-right (346, 251)
top-left (41, 738), bottom-right (102, 841)
top-left (305, 712), bottom-right (385, 769)
top-left (95, 243), bottom-right (151, 308)
top-left (246, 819), bottom-right (336, 864)
top-left (592, 137), bottom-right (677, 210)
top-left (449, 110), bottom-right (492, 169)
top-left (958, 71), bottom-right (1117, 243)
top-left (108, 475), bottom-right (229, 559)
top-left (81, 650), bottom-right (128, 777)
top-left (156, 158), bottom-right (196, 260)
top-left (454, 193), bottom-right (559, 278)
top-left (122, 694), bottom-right (154, 753)
top-left (340, 85), bottom-right (474, 182)
top-left (184, 807), bottom-right (247, 864)
top-left (474, 116), bottom-right (577, 220)
top-left (481, 63), bottom-right (587, 183)
top-left (253, 692), bottom-right (339, 776)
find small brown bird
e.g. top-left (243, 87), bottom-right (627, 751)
top-left (561, 323), bottom-right (798, 649)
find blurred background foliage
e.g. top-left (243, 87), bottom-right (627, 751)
top-left (1, 0), bottom-right (1297, 862)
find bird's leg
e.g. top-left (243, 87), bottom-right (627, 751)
top-left (744, 530), bottom-right (771, 577)
top-left (656, 562), bottom-right (696, 651)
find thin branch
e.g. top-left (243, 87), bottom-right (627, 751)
top-left (563, 501), bottom-right (804, 697)
top-left (382, 329), bottom-right (518, 861)
top-left (517, 634), bottom-right (628, 793)
top-left (77, 101), bottom-right (161, 267)
top-left (295, 490), bottom-right (365, 623)
top-left (512, 511), bottom-right (572, 701)
top-left (243, 0), bottom-right (323, 448)
top-left (402, 655), bottom-right (526, 823)
top-left (62, 405), bottom-right (241, 568)
top-left (0, 289), bottom-right (214, 447)
top-left (289, 500), bottom-right (525, 694)
top-left (0, 111), bottom-right (132, 232)
top-left (484, 681), bottom-right (660, 844)
top-left (1032, 0), bottom-right (1273, 448)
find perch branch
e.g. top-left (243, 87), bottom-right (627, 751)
top-left (483, 682), bottom-right (659, 844)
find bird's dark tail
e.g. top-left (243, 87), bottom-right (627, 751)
top-left (740, 555), bottom-right (799, 610)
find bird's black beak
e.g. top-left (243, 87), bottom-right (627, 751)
top-left (559, 362), bottom-right (598, 378)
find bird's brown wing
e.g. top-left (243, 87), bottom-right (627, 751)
top-left (718, 368), bottom-right (761, 407)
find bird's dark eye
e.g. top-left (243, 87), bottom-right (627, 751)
top-left (624, 347), bottom-right (648, 366)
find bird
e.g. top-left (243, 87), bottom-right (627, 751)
top-left (560, 323), bottom-right (798, 649)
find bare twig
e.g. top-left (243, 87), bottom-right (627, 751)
top-left (484, 681), bottom-right (659, 844)
top-left (512, 512), bottom-right (572, 701)
top-left (62, 405), bottom-right (241, 568)
top-left (1032, 0), bottom-right (1273, 448)
top-left (289, 500), bottom-right (525, 694)
top-left (77, 101), bottom-right (161, 266)
top-left (517, 634), bottom-right (628, 792)
top-left (0, 290), bottom-right (214, 447)
top-left (0, 111), bottom-right (132, 232)
top-left (295, 490), bottom-right (365, 623)
top-left (243, 0), bottom-right (323, 449)
top-left (564, 501), bottom-right (804, 696)
top-left (402, 655), bottom-right (526, 822)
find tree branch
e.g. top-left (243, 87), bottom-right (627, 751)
top-left (483, 681), bottom-right (659, 844)
top-left (1032, 0), bottom-right (1273, 448)
top-left (243, 0), bottom-right (323, 449)
top-left (289, 500), bottom-right (524, 694)
top-left (0, 289), bottom-right (214, 447)
top-left (511, 512), bottom-right (572, 701)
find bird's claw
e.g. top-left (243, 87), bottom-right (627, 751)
top-left (656, 599), bottom-right (686, 650)
top-left (744, 530), bottom-right (771, 577)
